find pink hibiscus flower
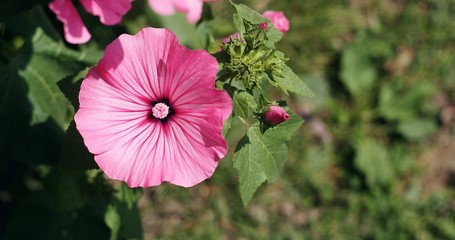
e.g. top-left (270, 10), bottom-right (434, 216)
top-left (148, 0), bottom-right (215, 24)
top-left (262, 10), bottom-right (290, 33)
top-left (49, 0), bottom-right (133, 44)
top-left (75, 27), bottom-right (232, 187)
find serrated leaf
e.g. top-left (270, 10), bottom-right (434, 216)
top-left (233, 135), bottom-right (268, 207)
top-left (272, 65), bottom-right (315, 97)
top-left (233, 112), bottom-right (304, 206)
top-left (230, 1), bottom-right (282, 47)
top-left (263, 111), bottom-right (305, 142)
top-left (233, 91), bottom-right (257, 118)
top-left (247, 125), bottom-right (288, 182)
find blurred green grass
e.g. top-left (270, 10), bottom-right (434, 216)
top-left (139, 0), bottom-right (455, 239)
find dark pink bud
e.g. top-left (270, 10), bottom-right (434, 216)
top-left (258, 22), bottom-right (268, 31)
top-left (265, 105), bottom-right (290, 126)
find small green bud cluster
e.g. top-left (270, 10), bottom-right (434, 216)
top-left (217, 20), bottom-right (288, 90)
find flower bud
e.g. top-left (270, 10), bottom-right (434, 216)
top-left (244, 47), bottom-right (268, 63)
top-left (258, 22), bottom-right (268, 31)
top-left (264, 51), bottom-right (287, 77)
top-left (229, 41), bottom-right (246, 58)
top-left (265, 105), bottom-right (290, 126)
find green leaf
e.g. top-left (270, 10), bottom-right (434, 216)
top-left (43, 168), bottom-right (90, 212)
top-left (398, 119), bottom-right (436, 141)
top-left (15, 27), bottom-right (84, 129)
top-left (0, 8), bottom-right (95, 164)
top-left (232, 91), bottom-right (257, 118)
top-left (105, 205), bottom-right (121, 240)
top-left (340, 34), bottom-right (377, 96)
top-left (0, 9), bottom-right (94, 129)
top-left (263, 111), bottom-right (305, 142)
top-left (233, 112), bottom-right (303, 206)
top-left (230, 1), bottom-right (282, 47)
top-left (355, 139), bottom-right (393, 187)
top-left (379, 82), bottom-right (437, 121)
top-left (222, 116), bottom-right (232, 138)
top-left (57, 68), bottom-right (89, 110)
top-left (272, 65), bottom-right (315, 97)
top-left (233, 135), bottom-right (268, 207)
top-left (113, 186), bottom-right (143, 239)
top-left (57, 68), bottom-right (98, 170)
top-left (116, 183), bottom-right (142, 210)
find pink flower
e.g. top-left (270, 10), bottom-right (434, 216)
top-left (75, 27), bottom-right (232, 187)
top-left (49, 0), bottom-right (133, 44)
top-left (265, 106), bottom-right (290, 126)
top-left (148, 0), bottom-right (215, 24)
top-left (262, 10), bottom-right (290, 33)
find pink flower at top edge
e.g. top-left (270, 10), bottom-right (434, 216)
top-left (49, 0), bottom-right (133, 44)
top-left (265, 105), bottom-right (290, 126)
top-left (262, 10), bottom-right (290, 33)
top-left (75, 27), bottom-right (232, 188)
top-left (148, 0), bottom-right (216, 24)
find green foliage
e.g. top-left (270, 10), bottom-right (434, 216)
top-left (233, 113), bottom-right (303, 206)
top-left (0, 5), bottom-right (142, 240)
top-left (57, 69), bottom-right (99, 170)
top-left (105, 205), bottom-right (121, 240)
top-left (340, 33), bottom-right (377, 97)
top-left (214, 2), bottom-right (312, 206)
top-left (233, 91), bottom-right (257, 119)
top-left (271, 65), bottom-right (315, 97)
top-left (0, 8), bottom-right (94, 166)
top-left (355, 139), bottom-right (393, 187)
top-left (137, 0), bottom-right (455, 238)
top-left (230, 1), bottom-right (282, 47)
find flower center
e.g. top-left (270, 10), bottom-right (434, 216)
top-left (152, 102), bottom-right (170, 119)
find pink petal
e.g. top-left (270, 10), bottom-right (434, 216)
top-left (148, 0), bottom-right (176, 16)
top-left (49, 0), bottom-right (91, 44)
top-left (95, 29), bottom-right (179, 101)
top-left (80, 0), bottom-right (133, 26)
top-left (75, 28), bottom-right (232, 187)
top-left (149, 0), bottom-right (206, 23)
top-left (174, 0), bottom-right (204, 23)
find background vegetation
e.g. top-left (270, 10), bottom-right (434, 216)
top-left (1, 0), bottom-right (454, 239)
